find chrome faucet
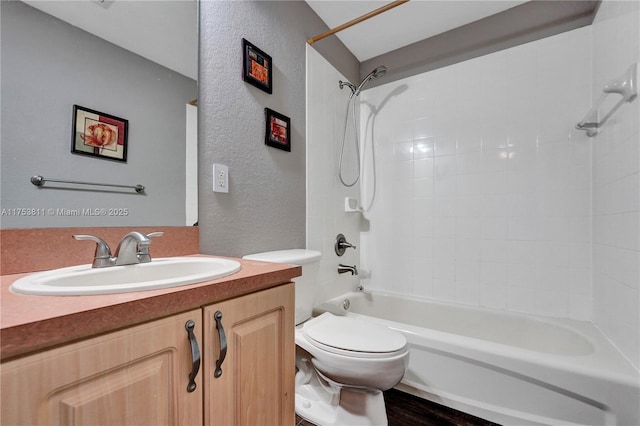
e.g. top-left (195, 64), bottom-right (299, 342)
top-left (114, 231), bottom-right (160, 266)
top-left (338, 264), bottom-right (358, 275)
top-left (73, 231), bottom-right (164, 268)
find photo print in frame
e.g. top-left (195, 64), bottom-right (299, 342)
top-left (242, 38), bottom-right (273, 94)
top-left (71, 105), bottom-right (128, 162)
top-left (265, 108), bottom-right (290, 152)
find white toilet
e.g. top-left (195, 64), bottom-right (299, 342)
top-left (243, 249), bottom-right (409, 426)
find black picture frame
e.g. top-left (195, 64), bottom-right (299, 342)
top-left (71, 105), bottom-right (128, 162)
top-left (242, 38), bottom-right (272, 94)
top-left (265, 108), bottom-right (290, 152)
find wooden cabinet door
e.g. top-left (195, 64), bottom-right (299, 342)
top-left (204, 283), bottom-right (295, 426)
top-left (1, 309), bottom-right (203, 426)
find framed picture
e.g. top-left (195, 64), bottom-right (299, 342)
top-left (265, 108), bottom-right (291, 152)
top-left (242, 38), bottom-right (272, 94)
top-left (71, 105), bottom-right (128, 162)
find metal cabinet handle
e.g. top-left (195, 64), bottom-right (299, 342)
top-left (185, 320), bottom-right (200, 393)
top-left (213, 311), bottom-right (227, 378)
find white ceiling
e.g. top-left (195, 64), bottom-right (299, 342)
top-left (22, 0), bottom-right (198, 80)
top-left (24, 0), bottom-right (529, 80)
top-left (305, 0), bottom-right (529, 61)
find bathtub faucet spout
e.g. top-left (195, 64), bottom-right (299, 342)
top-left (338, 264), bottom-right (358, 275)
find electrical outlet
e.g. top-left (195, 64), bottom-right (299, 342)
top-left (213, 164), bottom-right (229, 193)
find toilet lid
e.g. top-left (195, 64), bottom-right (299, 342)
top-left (304, 313), bottom-right (407, 354)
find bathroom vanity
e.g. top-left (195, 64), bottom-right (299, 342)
top-left (0, 253), bottom-right (299, 426)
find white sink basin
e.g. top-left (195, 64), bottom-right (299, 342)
top-left (10, 257), bottom-right (241, 296)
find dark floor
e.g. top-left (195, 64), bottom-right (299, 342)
top-left (295, 388), bottom-right (500, 426)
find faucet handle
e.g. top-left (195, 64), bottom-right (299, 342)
top-left (136, 231), bottom-right (164, 263)
top-left (335, 234), bottom-right (356, 256)
top-left (139, 231), bottom-right (163, 252)
top-left (73, 234), bottom-right (111, 258)
top-left (73, 234), bottom-right (114, 268)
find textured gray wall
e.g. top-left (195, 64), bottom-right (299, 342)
top-left (198, 1), bottom-right (357, 257)
top-left (1, 1), bottom-right (196, 228)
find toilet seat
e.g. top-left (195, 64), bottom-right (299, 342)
top-left (302, 313), bottom-right (407, 359)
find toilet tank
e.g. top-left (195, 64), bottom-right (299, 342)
top-left (242, 249), bottom-right (321, 324)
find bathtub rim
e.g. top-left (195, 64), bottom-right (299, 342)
top-left (316, 290), bottom-right (640, 389)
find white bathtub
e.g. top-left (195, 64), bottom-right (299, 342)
top-left (315, 291), bottom-right (640, 426)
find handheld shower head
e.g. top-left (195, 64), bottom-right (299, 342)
top-left (355, 65), bottom-right (387, 95)
top-left (336, 65), bottom-right (388, 188)
top-left (339, 66), bottom-right (388, 97)
top-left (371, 65), bottom-right (388, 79)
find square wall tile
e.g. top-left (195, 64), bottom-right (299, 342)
top-left (352, 26), bottom-right (595, 321)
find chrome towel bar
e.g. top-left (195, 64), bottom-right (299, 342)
top-left (576, 62), bottom-right (638, 137)
top-left (30, 175), bottom-right (145, 194)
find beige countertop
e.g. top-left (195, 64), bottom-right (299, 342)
top-left (1, 255), bottom-right (300, 361)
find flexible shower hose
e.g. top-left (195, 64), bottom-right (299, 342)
top-left (338, 94), bottom-right (360, 187)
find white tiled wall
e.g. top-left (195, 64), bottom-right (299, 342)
top-left (306, 3), bottom-right (639, 370)
top-left (359, 27), bottom-right (594, 320)
top-left (591, 0), bottom-right (640, 369)
top-left (306, 45), bottom-right (361, 304)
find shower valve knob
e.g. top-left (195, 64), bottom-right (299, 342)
top-left (335, 234), bottom-right (356, 256)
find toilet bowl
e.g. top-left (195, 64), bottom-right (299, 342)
top-left (297, 313), bottom-right (408, 390)
top-left (243, 249), bottom-right (409, 426)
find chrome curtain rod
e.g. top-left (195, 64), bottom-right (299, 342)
top-left (30, 175), bottom-right (145, 194)
top-left (307, 0), bottom-right (410, 45)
